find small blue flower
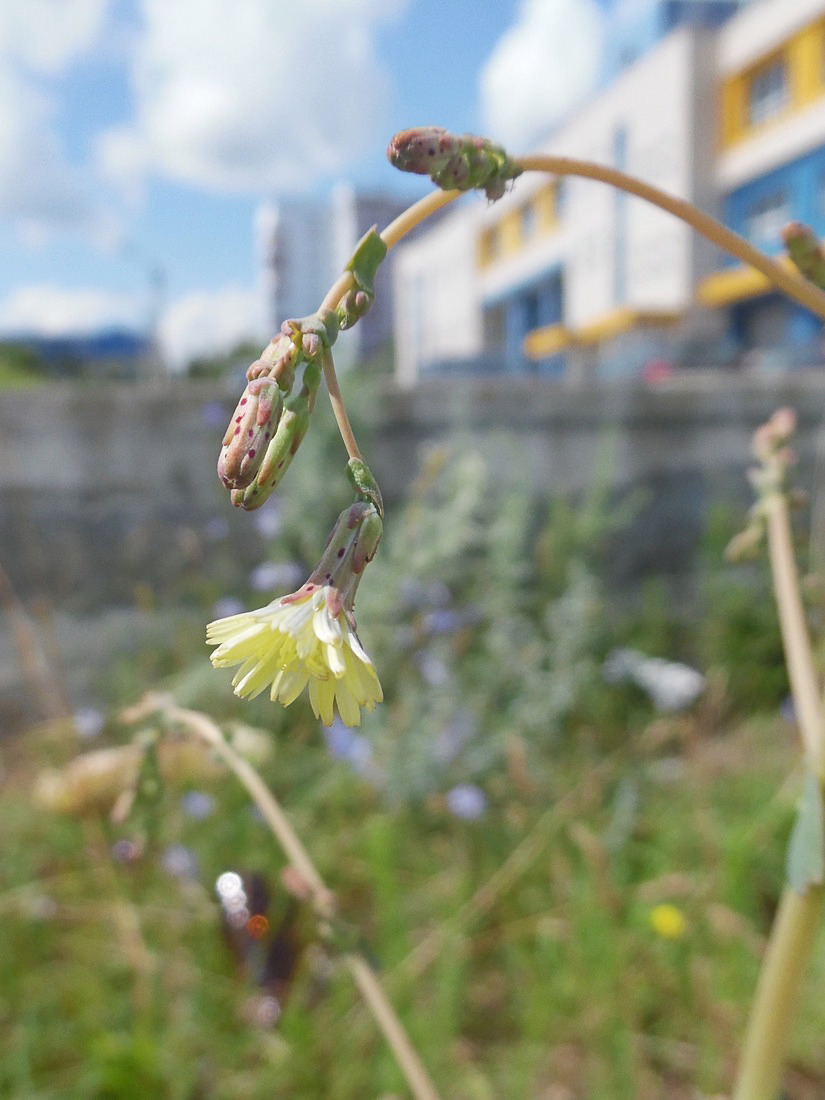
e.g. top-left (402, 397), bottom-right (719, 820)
top-left (323, 718), bottom-right (383, 785)
top-left (212, 596), bottom-right (246, 620)
top-left (446, 784), bottom-right (487, 821)
top-left (415, 650), bottom-right (451, 686)
top-left (73, 706), bottom-right (105, 740)
top-left (181, 790), bottom-right (216, 820)
top-left (204, 516), bottom-right (230, 542)
top-left (253, 507), bottom-right (283, 539)
top-left (162, 844), bottom-right (200, 880)
top-left (421, 610), bottom-right (464, 635)
top-left (202, 401), bottom-right (228, 428)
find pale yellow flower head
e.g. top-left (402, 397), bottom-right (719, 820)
top-left (207, 582), bottom-right (382, 727)
top-left (207, 501), bottom-right (383, 728)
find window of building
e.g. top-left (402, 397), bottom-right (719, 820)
top-left (747, 58), bottom-right (788, 127)
top-left (521, 202), bottom-right (538, 240)
top-left (746, 189), bottom-right (790, 244)
top-left (522, 290), bottom-right (540, 333)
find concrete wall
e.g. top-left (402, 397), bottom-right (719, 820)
top-left (1, 373), bottom-right (823, 731)
top-left (1, 374), bottom-right (823, 612)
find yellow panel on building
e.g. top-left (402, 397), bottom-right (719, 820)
top-left (789, 18), bottom-right (825, 106)
top-left (498, 209), bottom-right (523, 255)
top-left (533, 184), bottom-right (558, 234)
top-left (720, 73), bottom-right (748, 148)
top-left (696, 265), bottom-right (773, 306)
top-left (575, 308), bottom-right (681, 345)
top-left (523, 323), bottom-right (572, 360)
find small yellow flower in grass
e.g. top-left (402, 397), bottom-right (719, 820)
top-left (208, 501), bottom-right (383, 728)
top-left (649, 903), bottom-right (688, 940)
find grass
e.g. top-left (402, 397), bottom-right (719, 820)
top-left (1, 421), bottom-right (821, 1097)
top-left (2, 695), bottom-right (824, 1099)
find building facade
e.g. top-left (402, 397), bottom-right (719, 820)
top-left (393, 0), bottom-right (825, 386)
top-left (256, 185), bottom-right (409, 370)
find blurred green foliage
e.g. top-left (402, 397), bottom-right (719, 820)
top-left (1, 380), bottom-right (821, 1097)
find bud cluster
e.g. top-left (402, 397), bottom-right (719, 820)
top-left (387, 126), bottom-right (522, 201)
top-left (218, 310), bottom-right (340, 509)
top-left (726, 407), bottom-right (801, 561)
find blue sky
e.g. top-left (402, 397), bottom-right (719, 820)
top-left (0, 0), bottom-right (608, 366)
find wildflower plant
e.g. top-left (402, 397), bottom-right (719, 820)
top-left (9, 116), bottom-right (812, 1099)
top-left (195, 121), bottom-right (825, 1099)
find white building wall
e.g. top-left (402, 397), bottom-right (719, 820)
top-left (392, 25), bottom-right (706, 384)
top-left (555, 27), bottom-right (701, 323)
top-left (393, 204), bottom-right (482, 387)
top-left (717, 0), bottom-right (825, 71)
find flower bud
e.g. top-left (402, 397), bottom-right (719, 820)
top-left (387, 126), bottom-right (522, 201)
top-left (218, 378), bottom-right (284, 490)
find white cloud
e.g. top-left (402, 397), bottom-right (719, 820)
top-left (0, 2), bottom-right (113, 238)
top-left (0, 71), bottom-right (94, 235)
top-left (97, 0), bottom-right (409, 194)
top-left (158, 285), bottom-right (260, 369)
top-left (0, 285), bottom-right (143, 337)
top-left (479, 0), bottom-right (605, 150)
top-left (0, 0), bottom-right (110, 74)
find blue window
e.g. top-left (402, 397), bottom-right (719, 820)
top-left (748, 59), bottom-right (788, 127)
top-left (746, 189), bottom-right (790, 245)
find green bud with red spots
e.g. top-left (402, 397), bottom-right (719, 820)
top-left (387, 126), bottom-right (522, 201)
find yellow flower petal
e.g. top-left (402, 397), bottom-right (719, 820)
top-left (207, 585), bottom-right (381, 727)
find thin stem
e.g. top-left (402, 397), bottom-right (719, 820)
top-left (380, 189), bottom-right (462, 250)
top-left (317, 188), bottom-right (461, 462)
top-left (766, 494), bottom-right (824, 773)
top-left (167, 703), bottom-right (442, 1100)
top-left (733, 885), bottom-right (824, 1100)
top-left (318, 190), bottom-right (459, 315)
top-left (732, 485), bottom-right (825, 1096)
top-left (322, 349), bottom-right (361, 461)
top-left (319, 270), bottom-right (354, 316)
top-left (516, 155), bottom-right (825, 322)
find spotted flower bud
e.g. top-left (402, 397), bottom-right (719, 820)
top-left (387, 126), bottom-right (522, 201)
top-left (218, 378), bottom-right (284, 490)
top-left (230, 360), bottom-right (321, 510)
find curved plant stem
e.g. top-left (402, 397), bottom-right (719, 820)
top-left (516, 155), bottom-right (825, 322)
top-left (166, 702), bottom-right (442, 1100)
top-left (380, 189), bottom-right (462, 250)
top-left (766, 494), bottom-right (824, 772)
top-left (317, 188), bottom-right (461, 462)
top-left (733, 885), bottom-right (824, 1100)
